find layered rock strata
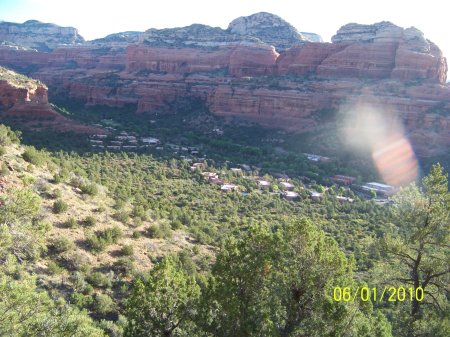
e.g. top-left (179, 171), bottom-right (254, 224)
top-left (0, 13), bottom-right (449, 154)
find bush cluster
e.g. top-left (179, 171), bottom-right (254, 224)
top-left (52, 199), bottom-right (68, 214)
top-left (86, 226), bottom-right (123, 252)
top-left (22, 146), bottom-right (47, 166)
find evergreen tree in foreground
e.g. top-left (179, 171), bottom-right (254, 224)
top-left (125, 220), bottom-right (393, 337)
top-left (379, 164), bottom-right (449, 337)
top-left (125, 256), bottom-right (201, 337)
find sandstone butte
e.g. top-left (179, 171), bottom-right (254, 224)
top-left (0, 67), bottom-right (99, 133)
top-left (0, 12), bottom-right (449, 155)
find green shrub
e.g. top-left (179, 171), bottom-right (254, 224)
top-left (65, 217), bottom-right (78, 228)
top-left (71, 293), bottom-right (94, 309)
top-left (22, 146), bottom-right (46, 166)
top-left (0, 162), bottom-right (9, 176)
top-left (86, 226), bottom-right (123, 253)
top-left (113, 257), bottom-right (135, 276)
top-left (47, 260), bottom-right (63, 275)
top-left (178, 250), bottom-right (197, 275)
top-left (52, 237), bottom-right (75, 254)
top-left (131, 205), bottom-right (147, 220)
top-left (80, 183), bottom-right (98, 196)
top-left (37, 221), bottom-right (53, 233)
top-left (86, 234), bottom-right (107, 253)
top-left (104, 226), bottom-right (123, 243)
top-left (52, 188), bottom-right (62, 199)
top-left (131, 230), bottom-right (141, 239)
top-left (83, 215), bottom-right (97, 227)
top-left (121, 244), bottom-right (134, 256)
top-left (96, 206), bottom-right (106, 213)
top-left (148, 223), bottom-right (172, 239)
top-left (70, 176), bottom-right (84, 188)
top-left (52, 168), bottom-right (69, 184)
top-left (0, 129), bottom-right (10, 146)
top-left (52, 174), bottom-right (63, 184)
top-left (132, 216), bottom-right (143, 227)
top-left (87, 271), bottom-right (113, 288)
top-left (21, 175), bottom-right (36, 186)
top-left (93, 294), bottom-right (115, 315)
top-left (114, 211), bottom-right (130, 224)
top-left (192, 245), bottom-right (200, 255)
top-left (171, 220), bottom-right (183, 230)
top-left (147, 224), bottom-right (162, 238)
top-left (83, 283), bottom-right (94, 295)
top-left (69, 271), bottom-right (88, 292)
top-left (59, 251), bottom-right (92, 273)
top-left (114, 199), bottom-right (126, 210)
top-left (0, 145), bottom-right (6, 156)
top-left (0, 124), bottom-right (20, 145)
top-left (53, 199), bottom-right (68, 214)
top-left (98, 319), bottom-right (124, 337)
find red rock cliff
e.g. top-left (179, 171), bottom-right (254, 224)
top-left (0, 15), bottom-right (449, 154)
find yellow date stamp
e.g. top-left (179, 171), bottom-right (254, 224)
top-left (333, 286), bottom-right (425, 302)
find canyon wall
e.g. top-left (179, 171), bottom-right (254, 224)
top-left (0, 13), bottom-right (449, 154)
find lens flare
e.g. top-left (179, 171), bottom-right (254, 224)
top-left (372, 132), bottom-right (418, 186)
top-left (339, 103), bottom-right (418, 186)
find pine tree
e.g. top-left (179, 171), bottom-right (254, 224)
top-left (124, 256), bottom-right (201, 337)
top-left (380, 164), bottom-right (450, 337)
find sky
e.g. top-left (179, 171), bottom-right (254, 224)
top-left (0, 0), bottom-right (449, 58)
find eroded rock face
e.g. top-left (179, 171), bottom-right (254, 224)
top-left (276, 43), bottom-right (347, 75)
top-left (0, 20), bottom-right (84, 51)
top-left (0, 15), bottom-right (449, 154)
top-left (300, 32), bottom-right (323, 43)
top-left (332, 22), bottom-right (447, 83)
top-left (126, 43), bottom-right (278, 77)
top-left (0, 67), bottom-right (48, 109)
top-left (139, 24), bottom-right (262, 49)
top-left (332, 21), bottom-right (403, 43)
top-left (0, 67), bottom-right (101, 133)
top-left (88, 31), bottom-right (142, 47)
top-left (227, 12), bottom-right (308, 51)
top-left (0, 69), bottom-right (63, 121)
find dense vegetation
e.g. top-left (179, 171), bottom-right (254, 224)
top-left (0, 107), bottom-right (448, 337)
top-left (0, 66), bottom-right (46, 88)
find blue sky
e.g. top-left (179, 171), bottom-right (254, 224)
top-left (0, 0), bottom-right (449, 58)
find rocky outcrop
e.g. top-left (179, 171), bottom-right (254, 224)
top-left (300, 32), bottom-right (323, 43)
top-left (139, 24), bottom-right (262, 49)
top-left (88, 31), bottom-right (142, 47)
top-left (331, 22), bottom-right (447, 83)
top-left (0, 66), bottom-right (101, 133)
top-left (0, 20), bottom-right (84, 51)
top-left (0, 66), bottom-right (48, 109)
top-left (0, 69), bottom-right (61, 120)
top-left (227, 12), bottom-right (308, 50)
top-left (331, 21), bottom-right (403, 43)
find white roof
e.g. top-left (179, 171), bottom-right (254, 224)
top-left (258, 180), bottom-right (270, 186)
top-left (280, 182), bottom-right (294, 187)
top-left (363, 182), bottom-right (394, 191)
top-left (202, 172), bottom-right (217, 177)
top-left (336, 196), bottom-right (354, 202)
top-left (141, 137), bottom-right (159, 143)
top-left (221, 184), bottom-right (237, 190)
top-left (366, 182), bottom-right (393, 189)
top-left (285, 191), bottom-right (299, 197)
